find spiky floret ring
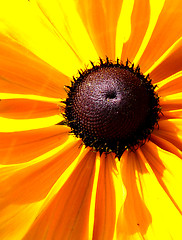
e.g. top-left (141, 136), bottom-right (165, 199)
top-left (61, 58), bottom-right (161, 159)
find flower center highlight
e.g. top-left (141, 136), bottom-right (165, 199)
top-left (63, 58), bottom-right (160, 158)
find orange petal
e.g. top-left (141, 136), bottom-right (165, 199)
top-left (149, 39), bottom-right (182, 83)
top-left (0, 96), bottom-right (59, 119)
top-left (160, 92), bottom-right (182, 111)
top-left (137, 0), bottom-right (182, 73)
top-left (0, 137), bottom-right (82, 240)
top-left (161, 109), bottom-right (182, 119)
top-left (77, 0), bottom-right (123, 59)
top-left (117, 148), bottom-right (182, 239)
top-left (150, 134), bottom-right (182, 164)
top-left (119, 0), bottom-right (150, 62)
top-left (157, 71), bottom-right (182, 96)
top-left (0, 34), bottom-right (69, 98)
top-left (23, 150), bottom-right (100, 240)
top-left (0, 125), bottom-right (69, 164)
top-left (0, 1), bottom-right (82, 76)
top-left (93, 153), bottom-right (126, 240)
top-left (153, 119), bottom-right (182, 152)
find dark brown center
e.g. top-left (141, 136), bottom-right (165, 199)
top-left (64, 60), bottom-right (160, 158)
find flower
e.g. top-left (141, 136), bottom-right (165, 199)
top-left (0, 0), bottom-right (182, 239)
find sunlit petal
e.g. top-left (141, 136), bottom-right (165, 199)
top-left (160, 92), bottom-right (182, 111)
top-left (23, 150), bottom-right (100, 240)
top-left (153, 119), bottom-right (182, 152)
top-left (117, 149), bottom-right (182, 239)
top-left (118, 0), bottom-right (149, 63)
top-left (0, 136), bottom-right (82, 239)
top-left (0, 115), bottom-right (63, 132)
top-left (0, 34), bottom-right (69, 98)
top-left (133, 0), bottom-right (165, 66)
top-left (34, 0), bottom-right (98, 65)
top-left (0, 0), bottom-right (82, 76)
top-left (0, 125), bottom-right (69, 164)
top-left (0, 94), bottom-right (61, 119)
top-left (138, 0), bottom-right (182, 73)
top-left (77, 0), bottom-right (123, 59)
top-left (93, 154), bottom-right (126, 240)
top-left (157, 71), bottom-right (182, 95)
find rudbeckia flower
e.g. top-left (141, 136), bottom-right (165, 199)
top-left (0, 0), bottom-right (182, 239)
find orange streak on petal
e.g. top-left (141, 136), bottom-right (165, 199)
top-left (142, 141), bottom-right (182, 215)
top-left (161, 109), bottom-right (182, 119)
top-left (34, 0), bottom-right (98, 65)
top-left (157, 71), bottom-right (182, 96)
top-left (138, 0), bottom-right (182, 73)
top-left (93, 153), bottom-right (126, 240)
top-left (0, 34), bottom-right (69, 98)
top-left (0, 98), bottom-right (59, 119)
top-left (153, 119), bottom-right (182, 152)
top-left (0, 138), bottom-right (82, 239)
top-left (121, 0), bottom-right (150, 63)
top-left (77, 0), bottom-right (123, 59)
top-left (117, 150), bottom-right (151, 239)
top-left (150, 134), bottom-right (182, 162)
top-left (0, 125), bottom-right (69, 164)
top-left (118, 147), bottom-right (182, 239)
top-left (0, 114), bottom-right (64, 132)
top-left (160, 92), bottom-right (182, 111)
top-left (23, 150), bottom-right (99, 240)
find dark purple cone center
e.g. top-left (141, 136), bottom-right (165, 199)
top-left (72, 67), bottom-right (150, 141)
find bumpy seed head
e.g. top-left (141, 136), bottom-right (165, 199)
top-left (62, 58), bottom-right (160, 158)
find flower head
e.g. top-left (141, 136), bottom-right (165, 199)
top-left (0, 0), bottom-right (182, 239)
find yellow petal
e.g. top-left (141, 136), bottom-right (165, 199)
top-left (115, 0), bottom-right (134, 59)
top-left (0, 136), bottom-right (82, 240)
top-left (151, 133), bottom-right (182, 160)
top-left (93, 153), bottom-right (126, 240)
top-left (23, 150), bottom-right (100, 240)
top-left (34, 0), bottom-right (98, 65)
top-left (77, 0), bottom-right (123, 59)
top-left (0, 0), bottom-right (81, 76)
top-left (142, 141), bottom-right (182, 213)
top-left (0, 34), bottom-right (69, 98)
top-left (153, 119), bottom-right (182, 152)
top-left (0, 94), bottom-right (60, 119)
top-left (117, 148), bottom-right (182, 239)
top-left (0, 114), bottom-right (63, 132)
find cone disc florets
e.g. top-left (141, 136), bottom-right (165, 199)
top-left (61, 58), bottom-right (161, 159)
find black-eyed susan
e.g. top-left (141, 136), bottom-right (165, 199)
top-left (0, 0), bottom-right (182, 239)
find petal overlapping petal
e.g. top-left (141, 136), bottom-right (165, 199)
top-left (137, 0), bottom-right (182, 73)
top-left (23, 150), bottom-right (99, 240)
top-left (117, 148), bottom-right (182, 239)
top-left (0, 0), bottom-right (181, 239)
top-left (0, 0), bottom-right (82, 76)
top-left (0, 34), bottom-right (69, 98)
top-left (0, 125), bottom-right (69, 164)
top-left (0, 94), bottom-right (60, 119)
top-left (0, 136), bottom-right (82, 239)
top-left (77, 0), bottom-right (123, 59)
top-left (143, 141), bottom-right (182, 213)
top-left (33, 0), bottom-right (99, 66)
top-left (93, 154), bottom-right (126, 240)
